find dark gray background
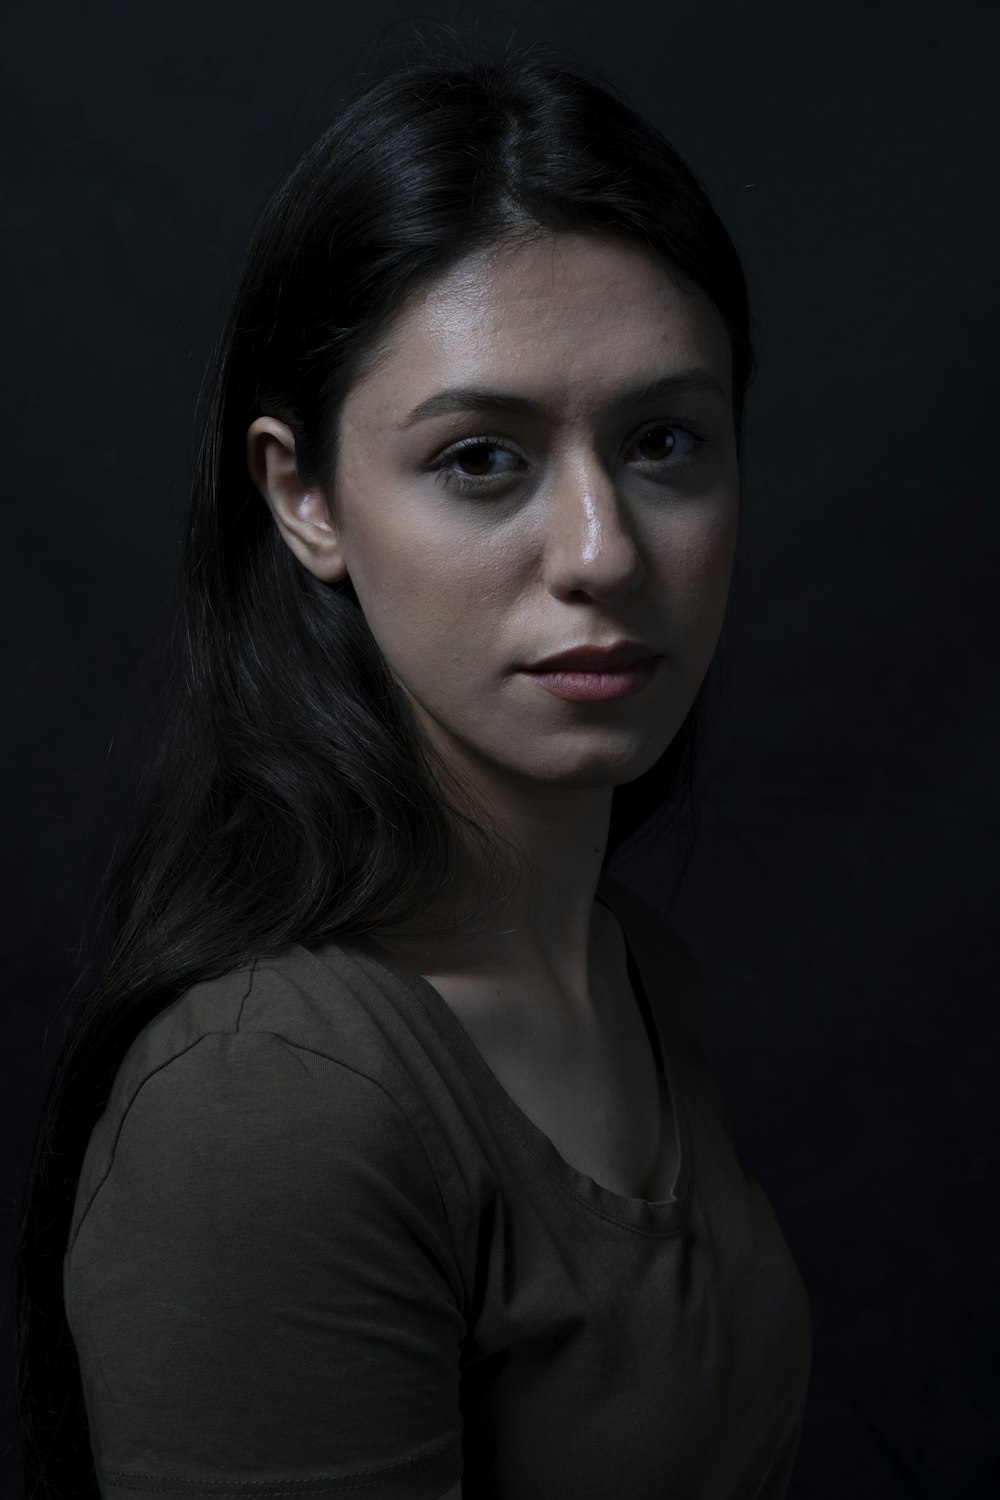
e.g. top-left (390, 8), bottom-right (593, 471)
top-left (3, 2), bottom-right (998, 1495)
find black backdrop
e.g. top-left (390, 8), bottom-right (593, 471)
top-left (3, 2), bottom-right (997, 1496)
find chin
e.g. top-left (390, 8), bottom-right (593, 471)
top-left (509, 739), bottom-right (669, 790)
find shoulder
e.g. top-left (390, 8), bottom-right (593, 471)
top-left (68, 941), bottom-right (446, 1255)
top-left (90, 942), bottom-right (374, 1120)
top-left (102, 934), bottom-right (415, 1112)
top-left (63, 949), bottom-right (467, 1500)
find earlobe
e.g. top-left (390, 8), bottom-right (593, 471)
top-left (245, 416), bottom-right (349, 584)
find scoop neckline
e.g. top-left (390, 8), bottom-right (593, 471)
top-left (345, 872), bottom-right (692, 1236)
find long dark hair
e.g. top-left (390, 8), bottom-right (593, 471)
top-left (13, 35), bottom-right (756, 1498)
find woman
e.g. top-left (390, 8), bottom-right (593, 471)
top-left (15, 40), bottom-right (813, 1500)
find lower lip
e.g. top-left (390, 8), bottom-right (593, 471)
top-left (523, 658), bottom-right (661, 701)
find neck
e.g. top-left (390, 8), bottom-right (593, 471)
top-left (380, 747), bottom-right (618, 1012)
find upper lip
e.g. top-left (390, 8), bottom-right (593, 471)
top-left (527, 640), bottom-right (660, 671)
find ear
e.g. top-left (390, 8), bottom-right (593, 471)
top-left (246, 417), bottom-right (349, 584)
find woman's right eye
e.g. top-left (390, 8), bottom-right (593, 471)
top-left (430, 438), bottom-right (524, 495)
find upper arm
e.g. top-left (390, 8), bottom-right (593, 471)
top-left (65, 1029), bottom-right (465, 1500)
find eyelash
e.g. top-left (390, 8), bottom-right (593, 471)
top-left (429, 421), bottom-right (712, 497)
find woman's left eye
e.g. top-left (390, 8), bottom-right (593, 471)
top-left (430, 423), bottom-right (706, 497)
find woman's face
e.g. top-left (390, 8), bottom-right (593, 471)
top-left (293, 231), bottom-right (739, 798)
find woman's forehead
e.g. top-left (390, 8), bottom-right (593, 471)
top-left (346, 233), bottom-right (731, 425)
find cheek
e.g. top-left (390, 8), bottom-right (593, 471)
top-left (346, 513), bottom-right (508, 670)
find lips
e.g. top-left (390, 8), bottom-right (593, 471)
top-left (527, 641), bottom-right (658, 672)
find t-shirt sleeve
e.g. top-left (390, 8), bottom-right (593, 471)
top-left (64, 1028), bottom-right (466, 1499)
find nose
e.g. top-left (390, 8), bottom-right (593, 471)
top-left (541, 453), bottom-right (645, 601)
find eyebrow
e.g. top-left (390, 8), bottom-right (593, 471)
top-left (396, 366), bottom-right (728, 429)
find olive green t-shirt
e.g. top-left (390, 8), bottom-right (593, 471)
top-left (64, 872), bottom-right (812, 1498)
